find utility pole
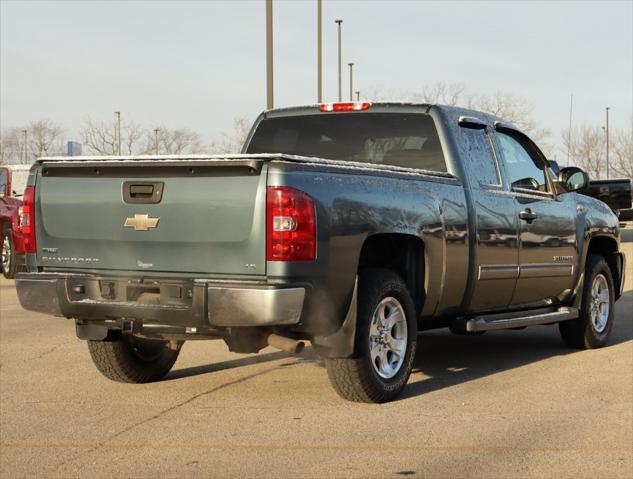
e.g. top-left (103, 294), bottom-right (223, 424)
top-left (154, 129), bottom-right (160, 155)
top-left (317, 0), bottom-right (322, 103)
top-left (355, 91), bottom-right (360, 101)
top-left (605, 107), bottom-right (610, 179)
top-left (335, 19), bottom-right (343, 102)
top-left (22, 129), bottom-right (27, 164)
top-left (348, 63), bottom-right (354, 101)
top-left (567, 93), bottom-right (573, 167)
top-left (114, 111), bottom-right (121, 155)
top-left (266, 0), bottom-right (274, 109)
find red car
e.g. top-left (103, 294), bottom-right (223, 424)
top-left (0, 165), bottom-right (30, 278)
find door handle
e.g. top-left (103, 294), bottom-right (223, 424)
top-left (519, 209), bottom-right (538, 221)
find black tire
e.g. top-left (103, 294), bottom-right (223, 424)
top-left (325, 269), bottom-right (417, 403)
top-left (1, 226), bottom-right (18, 279)
top-left (88, 335), bottom-right (182, 383)
top-left (559, 255), bottom-right (615, 349)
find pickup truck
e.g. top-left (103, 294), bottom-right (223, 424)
top-left (0, 164), bottom-right (30, 278)
top-left (585, 178), bottom-right (632, 221)
top-left (15, 102), bottom-right (626, 403)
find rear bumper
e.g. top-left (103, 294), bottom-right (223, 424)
top-left (15, 273), bottom-right (305, 328)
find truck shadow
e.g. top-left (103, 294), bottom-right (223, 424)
top-left (401, 289), bottom-right (632, 401)
top-left (166, 290), bottom-right (631, 396)
top-left (166, 350), bottom-right (291, 381)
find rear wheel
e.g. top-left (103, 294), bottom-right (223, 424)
top-left (559, 255), bottom-right (615, 349)
top-left (88, 335), bottom-right (182, 383)
top-left (325, 269), bottom-right (417, 403)
top-left (1, 227), bottom-right (18, 279)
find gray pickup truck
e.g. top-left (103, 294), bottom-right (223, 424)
top-left (15, 102), bottom-right (625, 403)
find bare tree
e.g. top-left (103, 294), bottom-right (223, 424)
top-left (0, 136), bottom-right (6, 165)
top-left (121, 122), bottom-right (145, 155)
top-left (562, 125), bottom-right (606, 179)
top-left (80, 118), bottom-right (117, 155)
top-left (367, 81), bottom-right (552, 152)
top-left (147, 127), bottom-right (204, 155)
top-left (474, 90), bottom-right (552, 150)
top-left (610, 120), bottom-right (632, 179)
top-left (81, 118), bottom-right (146, 155)
top-left (0, 127), bottom-right (29, 164)
top-left (209, 117), bottom-right (253, 154)
top-left (415, 81), bottom-right (468, 107)
top-left (28, 119), bottom-right (64, 158)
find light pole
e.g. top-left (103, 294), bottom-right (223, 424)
top-left (605, 107), bottom-right (610, 179)
top-left (567, 93), bottom-right (573, 167)
top-left (355, 91), bottom-right (360, 101)
top-left (22, 129), bottom-right (27, 163)
top-left (317, 0), bottom-right (322, 103)
top-left (348, 63), bottom-right (354, 101)
top-left (266, 0), bottom-right (274, 109)
top-left (335, 19), bottom-right (343, 102)
top-left (153, 129), bottom-right (160, 155)
top-left (114, 111), bottom-right (121, 155)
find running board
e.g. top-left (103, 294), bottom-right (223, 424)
top-left (464, 307), bottom-right (579, 332)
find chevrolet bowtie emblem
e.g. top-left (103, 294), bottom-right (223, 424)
top-left (124, 214), bottom-right (160, 231)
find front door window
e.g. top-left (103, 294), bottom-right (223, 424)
top-left (496, 132), bottom-right (549, 193)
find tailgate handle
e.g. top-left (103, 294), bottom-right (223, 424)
top-left (130, 184), bottom-right (154, 197)
top-left (123, 181), bottom-right (164, 204)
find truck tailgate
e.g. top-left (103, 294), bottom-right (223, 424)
top-left (35, 160), bottom-right (267, 275)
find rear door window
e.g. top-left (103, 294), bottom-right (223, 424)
top-left (247, 113), bottom-right (447, 172)
top-left (459, 128), bottom-right (500, 186)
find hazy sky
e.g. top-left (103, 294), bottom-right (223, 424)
top-left (1, 0), bottom-right (631, 157)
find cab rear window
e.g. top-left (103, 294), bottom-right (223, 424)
top-left (247, 113), bottom-right (447, 172)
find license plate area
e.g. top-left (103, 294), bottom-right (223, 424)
top-left (66, 277), bottom-right (194, 307)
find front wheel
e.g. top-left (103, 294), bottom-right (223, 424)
top-left (325, 269), bottom-right (417, 403)
top-left (559, 254), bottom-right (615, 349)
top-left (88, 335), bottom-right (182, 383)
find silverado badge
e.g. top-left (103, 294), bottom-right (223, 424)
top-left (124, 214), bottom-right (159, 231)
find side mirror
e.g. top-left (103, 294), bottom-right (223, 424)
top-left (559, 166), bottom-right (589, 192)
top-left (511, 177), bottom-right (540, 191)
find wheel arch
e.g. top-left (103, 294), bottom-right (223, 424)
top-left (357, 233), bottom-right (426, 316)
top-left (576, 235), bottom-right (623, 305)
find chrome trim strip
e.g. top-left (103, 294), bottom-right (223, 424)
top-left (488, 189), bottom-right (554, 201)
top-left (458, 115), bottom-right (487, 129)
top-left (478, 264), bottom-right (520, 280)
top-left (512, 188), bottom-right (554, 199)
top-left (519, 263), bottom-right (574, 278)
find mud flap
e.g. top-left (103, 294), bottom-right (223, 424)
top-left (311, 278), bottom-right (358, 358)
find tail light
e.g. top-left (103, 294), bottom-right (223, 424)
top-left (266, 186), bottom-right (316, 261)
top-left (19, 185), bottom-right (36, 253)
top-left (319, 102), bottom-right (372, 112)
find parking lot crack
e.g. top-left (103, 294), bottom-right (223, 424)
top-left (50, 363), bottom-right (288, 475)
top-left (37, 346), bottom-right (58, 359)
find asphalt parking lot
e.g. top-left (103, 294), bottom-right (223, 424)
top-left (1, 227), bottom-right (631, 478)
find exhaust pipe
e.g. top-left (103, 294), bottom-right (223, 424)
top-left (267, 334), bottom-right (305, 354)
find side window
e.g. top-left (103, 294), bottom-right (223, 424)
top-left (496, 132), bottom-right (549, 193)
top-left (460, 127), bottom-right (500, 186)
